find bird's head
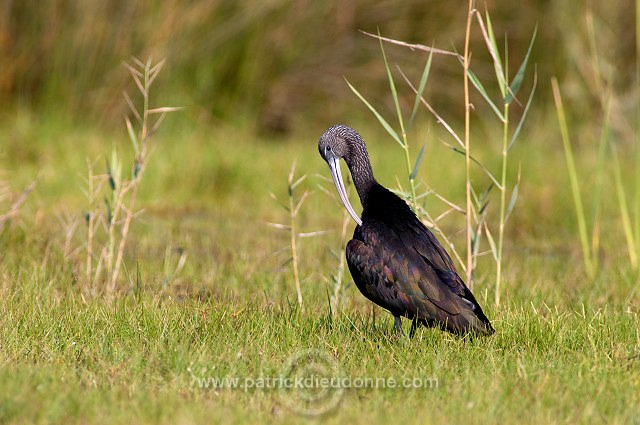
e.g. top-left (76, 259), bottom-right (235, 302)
top-left (318, 125), bottom-right (367, 226)
top-left (318, 124), bottom-right (356, 163)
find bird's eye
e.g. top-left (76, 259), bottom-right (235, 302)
top-left (326, 146), bottom-right (331, 152)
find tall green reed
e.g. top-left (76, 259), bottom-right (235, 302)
top-left (347, 2), bottom-right (536, 305)
top-left (552, 3), bottom-right (640, 278)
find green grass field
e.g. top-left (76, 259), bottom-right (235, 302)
top-left (1, 100), bottom-right (640, 424)
top-left (1, 2), bottom-right (639, 421)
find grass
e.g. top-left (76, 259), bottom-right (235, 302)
top-left (552, 2), bottom-right (640, 281)
top-left (552, 78), bottom-right (596, 278)
top-left (0, 4), bottom-right (638, 421)
top-left (0, 105), bottom-right (639, 423)
top-left (79, 58), bottom-right (182, 293)
top-left (1, 280), bottom-right (639, 424)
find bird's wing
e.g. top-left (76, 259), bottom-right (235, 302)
top-left (351, 218), bottom-right (492, 321)
top-left (347, 238), bottom-right (442, 318)
top-left (400, 218), bottom-right (485, 306)
top-left (348, 222), bottom-right (468, 319)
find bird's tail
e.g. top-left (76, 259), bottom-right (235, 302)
top-left (457, 285), bottom-right (494, 336)
top-left (458, 307), bottom-right (494, 336)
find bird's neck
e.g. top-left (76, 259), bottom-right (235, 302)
top-left (345, 145), bottom-right (377, 207)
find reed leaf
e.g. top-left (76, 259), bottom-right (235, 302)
top-left (346, 79), bottom-right (403, 146)
top-left (506, 25), bottom-right (537, 105)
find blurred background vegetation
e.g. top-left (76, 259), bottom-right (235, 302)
top-left (0, 0), bottom-right (639, 285)
top-left (0, 0), bottom-right (635, 139)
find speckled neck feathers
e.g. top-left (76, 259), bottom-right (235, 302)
top-left (342, 134), bottom-right (377, 206)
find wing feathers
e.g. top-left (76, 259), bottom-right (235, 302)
top-left (347, 217), bottom-right (493, 334)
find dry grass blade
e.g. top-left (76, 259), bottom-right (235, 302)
top-left (291, 175), bottom-right (307, 191)
top-left (297, 230), bottom-right (330, 238)
top-left (0, 180), bottom-right (37, 229)
top-left (316, 184), bottom-right (339, 206)
top-left (130, 56), bottom-right (145, 69)
top-left (434, 207), bottom-right (458, 223)
top-left (123, 91), bottom-right (142, 124)
top-left (147, 107), bottom-right (184, 114)
top-left (124, 61), bottom-right (143, 78)
top-left (398, 68), bottom-right (464, 148)
top-left (148, 113), bottom-right (167, 138)
top-left (125, 117), bottom-right (139, 155)
top-left (149, 58), bottom-right (165, 74)
top-left (148, 59), bottom-right (166, 87)
top-left (125, 66), bottom-right (145, 96)
top-left (293, 191), bottom-right (309, 217)
top-left (360, 30), bottom-right (462, 59)
top-left (428, 188), bottom-right (465, 214)
top-left (288, 160), bottom-right (297, 184)
top-left (56, 213), bottom-right (81, 260)
top-left (263, 221), bottom-right (291, 230)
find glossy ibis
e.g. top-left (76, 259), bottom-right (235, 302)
top-left (319, 125), bottom-right (494, 336)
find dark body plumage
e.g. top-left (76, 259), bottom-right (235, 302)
top-left (319, 125), bottom-right (494, 336)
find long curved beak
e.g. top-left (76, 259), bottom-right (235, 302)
top-left (327, 155), bottom-right (362, 226)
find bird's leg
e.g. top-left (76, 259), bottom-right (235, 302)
top-left (409, 318), bottom-right (419, 338)
top-left (394, 316), bottom-right (404, 337)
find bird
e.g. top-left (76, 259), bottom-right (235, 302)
top-left (318, 124), bottom-right (494, 336)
